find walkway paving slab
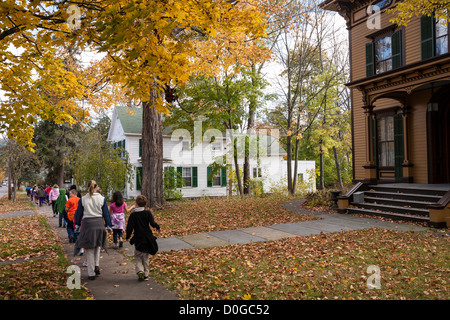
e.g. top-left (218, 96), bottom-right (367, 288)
top-left (295, 220), bottom-right (355, 232)
top-left (157, 237), bottom-right (195, 252)
top-left (240, 226), bottom-right (296, 241)
top-left (268, 222), bottom-right (323, 236)
top-left (180, 233), bottom-right (229, 248)
top-left (208, 229), bottom-right (267, 244)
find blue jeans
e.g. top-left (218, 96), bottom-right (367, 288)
top-left (59, 213), bottom-right (66, 227)
top-left (67, 223), bottom-right (77, 241)
top-left (113, 229), bottom-right (123, 243)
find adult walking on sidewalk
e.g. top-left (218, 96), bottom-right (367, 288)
top-left (74, 180), bottom-right (112, 280)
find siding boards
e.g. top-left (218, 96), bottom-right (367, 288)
top-left (351, 13), bottom-right (423, 82)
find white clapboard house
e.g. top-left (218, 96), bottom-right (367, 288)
top-left (107, 106), bottom-right (316, 199)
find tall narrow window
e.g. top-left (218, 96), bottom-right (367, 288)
top-left (377, 116), bottom-right (394, 167)
top-left (375, 35), bottom-right (392, 74)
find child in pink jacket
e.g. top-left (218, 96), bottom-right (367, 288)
top-left (48, 185), bottom-right (60, 217)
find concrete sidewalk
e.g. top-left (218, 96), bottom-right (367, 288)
top-left (36, 204), bottom-right (178, 300)
top-left (145, 199), bottom-right (425, 253)
top-left (34, 199), bottom-right (426, 300)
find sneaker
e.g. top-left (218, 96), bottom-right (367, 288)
top-left (144, 276), bottom-right (149, 281)
top-left (82, 260), bottom-right (88, 267)
top-left (137, 271), bottom-right (145, 281)
top-left (88, 276), bottom-right (96, 280)
top-left (119, 241), bottom-right (123, 248)
top-left (95, 266), bottom-right (100, 276)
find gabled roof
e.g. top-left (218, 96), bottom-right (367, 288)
top-left (116, 106), bottom-right (143, 134)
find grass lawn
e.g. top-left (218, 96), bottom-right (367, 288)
top-left (152, 195), bottom-right (315, 238)
top-left (148, 228), bottom-right (449, 300)
top-left (0, 214), bottom-right (91, 300)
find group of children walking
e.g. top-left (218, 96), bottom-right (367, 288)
top-left (43, 182), bottom-right (160, 282)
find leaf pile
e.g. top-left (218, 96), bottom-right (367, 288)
top-left (149, 228), bottom-right (450, 300)
top-left (0, 215), bottom-right (91, 300)
top-left (153, 195), bottom-right (315, 238)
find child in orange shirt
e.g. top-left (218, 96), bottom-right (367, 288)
top-left (65, 189), bottom-right (80, 243)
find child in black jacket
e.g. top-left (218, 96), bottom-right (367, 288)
top-left (125, 195), bottom-right (160, 281)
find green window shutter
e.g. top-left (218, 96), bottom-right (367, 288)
top-left (221, 168), bottom-right (227, 187)
top-left (136, 167), bottom-right (143, 190)
top-left (392, 30), bottom-right (402, 69)
top-left (169, 166), bottom-right (175, 189)
top-left (177, 167), bottom-right (183, 188)
top-left (366, 42), bottom-right (375, 77)
top-left (120, 139), bottom-right (125, 157)
top-left (192, 167), bottom-right (198, 187)
top-left (421, 14), bottom-right (434, 60)
top-left (393, 113), bottom-right (404, 182)
top-left (207, 167), bottom-right (212, 187)
top-left (139, 139), bottom-right (142, 157)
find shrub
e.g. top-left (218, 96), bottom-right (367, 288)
top-left (303, 189), bottom-right (333, 208)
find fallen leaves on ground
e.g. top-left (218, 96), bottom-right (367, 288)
top-left (153, 195), bottom-right (315, 238)
top-left (0, 215), bottom-right (91, 300)
top-left (149, 228), bottom-right (450, 300)
top-left (0, 194), bottom-right (35, 214)
top-left (0, 215), bottom-right (55, 260)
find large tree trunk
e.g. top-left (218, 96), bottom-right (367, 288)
top-left (142, 98), bottom-right (165, 209)
top-left (57, 163), bottom-right (64, 188)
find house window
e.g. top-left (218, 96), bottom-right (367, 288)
top-left (182, 141), bottom-right (190, 152)
top-left (372, 0), bottom-right (392, 10)
top-left (176, 166), bottom-right (197, 187)
top-left (182, 167), bottom-right (192, 187)
top-left (366, 29), bottom-right (402, 77)
top-left (421, 13), bottom-right (449, 59)
top-left (436, 17), bottom-right (449, 56)
top-left (253, 167), bottom-right (262, 178)
top-left (211, 142), bottom-right (221, 152)
top-left (211, 170), bottom-right (221, 186)
top-left (207, 167), bottom-right (227, 187)
top-left (377, 115), bottom-right (395, 167)
top-left (375, 35), bottom-right (392, 74)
